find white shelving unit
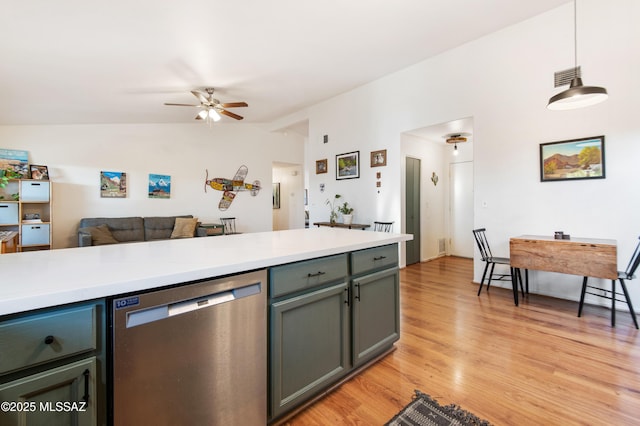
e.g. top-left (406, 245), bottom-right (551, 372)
top-left (0, 179), bottom-right (52, 252)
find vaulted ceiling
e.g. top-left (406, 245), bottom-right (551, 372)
top-left (1, 0), bottom-right (569, 126)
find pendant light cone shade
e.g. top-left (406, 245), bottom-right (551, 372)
top-left (547, 77), bottom-right (608, 110)
top-left (547, 0), bottom-right (607, 110)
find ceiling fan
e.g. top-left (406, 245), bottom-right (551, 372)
top-left (164, 88), bottom-right (248, 122)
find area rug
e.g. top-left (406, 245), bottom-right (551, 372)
top-left (385, 390), bottom-right (492, 426)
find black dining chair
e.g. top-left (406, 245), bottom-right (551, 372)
top-left (220, 217), bottom-right (239, 235)
top-left (578, 236), bottom-right (640, 329)
top-left (373, 221), bottom-right (393, 232)
top-left (473, 228), bottom-right (524, 298)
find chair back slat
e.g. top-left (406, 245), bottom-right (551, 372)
top-left (373, 221), bottom-right (393, 232)
top-left (624, 236), bottom-right (640, 278)
top-left (472, 228), bottom-right (493, 262)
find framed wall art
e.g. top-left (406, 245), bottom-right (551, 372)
top-left (30, 165), bottom-right (49, 180)
top-left (316, 159), bottom-right (328, 174)
top-left (371, 149), bottom-right (387, 167)
top-left (540, 135), bottom-right (605, 182)
top-left (100, 171), bottom-right (127, 198)
top-left (336, 151), bottom-right (360, 180)
top-left (148, 174), bottom-right (171, 199)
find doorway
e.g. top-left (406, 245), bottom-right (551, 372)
top-left (405, 157), bottom-right (421, 265)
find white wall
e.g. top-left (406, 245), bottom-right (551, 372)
top-left (301, 0), bottom-right (640, 308)
top-left (0, 123), bottom-right (303, 248)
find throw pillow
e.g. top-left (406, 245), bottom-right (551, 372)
top-left (171, 217), bottom-right (198, 239)
top-left (79, 224), bottom-right (119, 246)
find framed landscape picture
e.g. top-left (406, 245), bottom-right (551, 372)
top-left (148, 174), bottom-right (171, 199)
top-left (100, 171), bottom-right (127, 198)
top-left (336, 151), bottom-right (360, 180)
top-left (540, 136), bottom-right (605, 182)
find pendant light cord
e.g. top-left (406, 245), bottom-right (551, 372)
top-left (574, 0), bottom-right (578, 71)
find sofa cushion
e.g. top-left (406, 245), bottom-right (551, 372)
top-left (171, 217), bottom-right (199, 239)
top-left (144, 215), bottom-right (193, 240)
top-left (78, 224), bottom-right (119, 246)
top-left (79, 217), bottom-right (144, 243)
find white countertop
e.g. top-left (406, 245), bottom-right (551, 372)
top-left (0, 228), bottom-right (412, 316)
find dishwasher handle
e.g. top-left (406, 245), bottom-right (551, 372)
top-left (125, 283), bottom-right (261, 328)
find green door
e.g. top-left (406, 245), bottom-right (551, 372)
top-left (405, 157), bottom-right (421, 264)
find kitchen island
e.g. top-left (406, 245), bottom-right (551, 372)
top-left (0, 228), bottom-right (411, 316)
top-left (0, 228), bottom-right (411, 425)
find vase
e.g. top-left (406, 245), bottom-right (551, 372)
top-left (343, 214), bottom-right (353, 225)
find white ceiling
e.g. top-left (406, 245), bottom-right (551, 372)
top-left (1, 0), bottom-right (569, 126)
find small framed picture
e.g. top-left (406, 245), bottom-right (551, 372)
top-left (371, 149), bottom-right (387, 167)
top-left (316, 159), bottom-right (328, 174)
top-left (29, 165), bottom-right (49, 180)
top-left (336, 151), bottom-right (360, 180)
top-left (540, 135), bottom-right (605, 182)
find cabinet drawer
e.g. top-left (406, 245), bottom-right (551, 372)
top-left (20, 181), bottom-right (50, 202)
top-left (21, 224), bottom-right (50, 246)
top-left (270, 254), bottom-right (348, 298)
top-left (0, 305), bottom-right (97, 375)
top-left (0, 203), bottom-right (19, 224)
top-left (351, 244), bottom-right (398, 275)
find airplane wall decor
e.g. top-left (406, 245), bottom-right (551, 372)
top-left (204, 165), bottom-right (261, 211)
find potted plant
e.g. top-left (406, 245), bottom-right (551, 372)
top-left (338, 202), bottom-right (354, 224)
top-left (325, 194), bottom-right (342, 224)
top-left (0, 170), bottom-right (8, 189)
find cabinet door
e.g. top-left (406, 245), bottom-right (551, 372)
top-left (270, 282), bottom-right (349, 419)
top-left (352, 267), bottom-right (400, 367)
top-left (0, 357), bottom-right (96, 426)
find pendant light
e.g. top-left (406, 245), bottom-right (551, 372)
top-left (444, 133), bottom-right (469, 156)
top-left (547, 0), bottom-right (607, 110)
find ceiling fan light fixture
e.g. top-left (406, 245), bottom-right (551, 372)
top-left (208, 108), bottom-right (221, 122)
top-left (197, 110), bottom-right (208, 119)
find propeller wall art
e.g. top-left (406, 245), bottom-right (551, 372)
top-left (164, 88), bottom-right (248, 122)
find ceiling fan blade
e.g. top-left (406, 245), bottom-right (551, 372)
top-left (195, 114), bottom-right (203, 120)
top-left (220, 109), bottom-right (244, 120)
top-left (221, 102), bottom-right (248, 108)
top-left (191, 90), bottom-right (209, 104)
top-left (164, 103), bottom-right (201, 107)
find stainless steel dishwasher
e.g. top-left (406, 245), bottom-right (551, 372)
top-left (111, 269), bottom-right (266, 426)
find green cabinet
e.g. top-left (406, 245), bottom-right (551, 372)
top-left (268, 244), bottom-right (400, 421)
top-left (0, 357), bottom-right (97, 426)
top-left (0, 300), bottom-right (106, 426)
top-left (270, 282), bottom-right (350, 418)
top-left (351, 267), bottom-right (400, 368)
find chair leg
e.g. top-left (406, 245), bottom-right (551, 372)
top-left (618, 278), bottom-right (639, 329)
top-left (525, 269), bottom-right (529, 294)
top-left (487, 263), bottom-right (496, 291)
top-left (478, 262), bottom-right (489, 296)
top-left (611, 279), bottom-right (616, 327)
top-left (578, 276), bottom-right (588, 317)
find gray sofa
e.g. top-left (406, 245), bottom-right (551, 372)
top-left (78, 215), bottom-right (207, 247)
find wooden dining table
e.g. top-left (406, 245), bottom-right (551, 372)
top-left (509, 235), bottom-right (617, 306)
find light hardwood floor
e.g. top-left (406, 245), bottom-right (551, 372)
top-left (279, 256), bottom-right (640, 425)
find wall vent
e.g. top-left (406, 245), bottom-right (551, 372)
top-left (438, 238), bottom-right (446, 255)
top-left (554, 66), bottom-right (581, 87)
